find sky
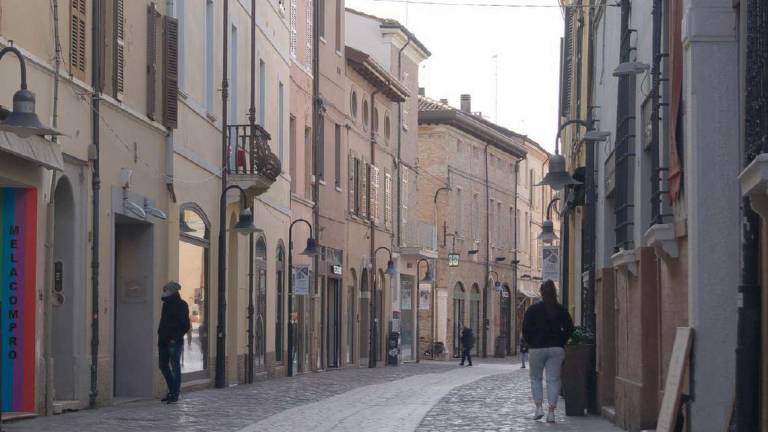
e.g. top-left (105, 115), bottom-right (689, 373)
top-left (345, 0), bottom-right (565, 152)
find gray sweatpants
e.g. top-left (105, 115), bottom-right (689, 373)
top-left (528, 347), bottom-right (565, 407)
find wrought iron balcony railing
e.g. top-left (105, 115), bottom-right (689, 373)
top-left (226, 124), bottom-right (281, 182)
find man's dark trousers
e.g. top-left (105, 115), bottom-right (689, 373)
top-left (159, 339), bottom-right (182, 396)
top-left (461, 348), bottom-right (472, 366)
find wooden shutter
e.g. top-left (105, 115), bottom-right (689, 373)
top-left (360, 160), bottom-right (368, 219)
top-left (146, 3), bottom-right (160, 120)
top-left (70, 0), bottom-right (87, 80)
top-left (348, 153), bottom-right (356, 215)
top-left (163, 15), bottom-right (179, 128)
top-left (401, 170), bottom-right (408, 224)
top-left (371, 165), bottom-right (380, 224)
top-left (384, 171), bottom-right (392, 228)
top-left (114, 0), bottom-right (126, 99)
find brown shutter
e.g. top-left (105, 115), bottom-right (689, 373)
top-left (69, 0), bottom-right (87, 80)
top-left (360, 159), bottom-right (368, 219)
top-left (348, 153), bottom-right (356, 215)
top-left (162, 15), bottom-right (179, 128)
top-left (146, 3), bottom-right (159, 120)
top-left (114, 0), bottom-right (126, 98)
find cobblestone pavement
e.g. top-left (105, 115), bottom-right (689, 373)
top-left (416, 365), bottom-right (622, 432)
top-left (6, 360), bottom-right (621, 432)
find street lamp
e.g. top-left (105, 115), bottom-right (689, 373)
top-left (613, 61), bottom-right (650, 77)
top-left (0, 46), bottom-right (62, 138)
top-left (537, 198), bottom-right (562, 245)
top-left (538, 119), bottom-right (608, 191)
top-left (287, 219), bottom-right (318, 377)
top-left (415, 258), bottom-right (432, 362)
top-left (215, 185), bottom-right (261, 388)
top-left (370, 246), bottom-right (395, 368)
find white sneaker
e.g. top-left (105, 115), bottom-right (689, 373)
top-left (546, 409), bottom-right (555, 423)
top-left (533, 405), bottom-right (544, 420)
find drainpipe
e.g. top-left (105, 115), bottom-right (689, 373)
top-left (311, 0), bottom-right (321, 371)
top-left (369, 89), bottom-right (380, 368)
top-left (396, 34), bottom-right (411, 248)
top-left (482, 144), bottom-right (490, 358)
top-left (512, 158), bottom-right (521, 355)
top-left (89, 0), bottom-right (103, 409)
top-left (245, 0), bottom-right (258, 384)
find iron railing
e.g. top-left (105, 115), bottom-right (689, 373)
top-left (226, 124), bottom-right (281, 181)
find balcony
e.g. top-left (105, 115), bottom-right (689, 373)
top-left (400, 221), bottom-right (438, 259)
top-left (226, 124), bottom-right (281, 196)
top-left (605, 149), bottom-right (616, 199)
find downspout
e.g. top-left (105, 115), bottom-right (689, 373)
top-left (396, 33), bottom-right (411, 248)
top-left (512, 158), bottom-right (521, 355)
top-left (482, 144), bottom-right (490, 358)
top-left (369, 89), bottom-right (380, 368)
top-left (245, 0), bottom-right (257, 384)
top-left (44, 0), bottom-right (63, 415)
top-left (89, 0), bottom-right (103, 409)
top-left (311, 0), bottom-right (322, 370)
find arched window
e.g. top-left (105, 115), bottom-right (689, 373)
top-left (362, 99), bottom-right (369, 128)
top-left (275, 243), bottom-right (286, 362)
top-left (384, 114), bottom-right (391, 141)
top-left (350, 90), bottom-right (358, 119)
top-left (178, 204), bottom-right (211, 377)
top-left (373, 107), bottom-right (379, 132)
top-left (254, 236), bottom-right (267, 370)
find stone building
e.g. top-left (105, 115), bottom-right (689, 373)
top-left (416, 95), bottom-right (529, 361)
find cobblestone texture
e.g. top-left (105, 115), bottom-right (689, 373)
top-left (416, 365), bottom-right (622, 432)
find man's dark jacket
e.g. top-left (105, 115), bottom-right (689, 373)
top-left (522, 301), bottom-right (574, 349)
top-left (461, 328), bottom-right (475, 349)
top-left (158, 292), bottom-right (191, 344)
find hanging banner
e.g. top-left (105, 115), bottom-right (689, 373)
top-left (418, 284), bottom-right (431, 310)
top-left (400, 277), bottom-right (413, 311)
top-left (293, 265), bottom-right (310, 296)
top-left (542, 246), bottom-right (560, 282)
top-left (0, 188), bottom-right (37, 413)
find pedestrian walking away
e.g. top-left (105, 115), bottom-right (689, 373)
top-left (158, 280), bottom-right (191, 404)
top-left (520, 337), bottom-right (529, 369)
top-left (458, 327), bottom-right (474, 367)
top-left (522, 280), bottom-right (574, 423)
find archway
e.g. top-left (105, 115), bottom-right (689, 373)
top-left (275, 242), bottom-right (286, 364)
top-left (254, 236), bottom-right (267, 371)
top-left (359, 269), bottom-right (369, 366)
top-left (347, 269), bottom-right (357, 365)
top-left (52, 177), bottom-right (76, 401)
top-left (452, 282), bottom-right (465, 357)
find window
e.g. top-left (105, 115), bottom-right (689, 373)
top-left (371, 165), bottom-right (380, 223)
top-left (362, 100), bottom-right (369, 128)
top-left (335, 0), bottom-right (341, 51)
top-left (318, 0), bottom-right (325, 39)
top-left (489, 199), bottom-right (495, 242)
top-left (402, 106), bottom-right (409, 131)
top-left (259, 60), bottom-right (267, 126)
top-left (278, 81), bottom-right (285, 162)
top-left (472, 193), bottom-right (479, 240)
top-left (275, 245), bottom-right (286, 362)
top-left (205, 0), bottom-right (215, 113)
top-left (456, 188), bottom-right (463, 236)
top-left (230, 25), bottom-right (238, 124)
top-left (305, 127), bottom-right (312, 198)
top-left (384, 171), bottom-right (392, 227)
top-left (334, 124), bottom-right (341, 187)
top-left (290, 116), bottom-right (297, 193)
top-left (305, 0), bottom-right (313, 70)
top-left (508, 207), bottom-right (514, 246)
top-left (401, 170), bottom-right (408, 225)
top-left (70, 0), bottom-right (87, 80)
top-left (113, 0), bottom-right (126, 99)
top-left (175, 0), bottom-right (185, 91)
top-left (497, 202), bottom-right (502, 239)
top-left (529, 170), bottom-right (535, 204)
top-left (289, 0), bottom-right (297, 58)
top-left (316, 117), bottom-right (325, 180)
top-left (373, 107), bottom-right (379, 133)
top-left (384, 115), bottom-right (391, 141)
top-left (456, 140), bottom-right (462, 153)
top-left (351, 91), bottom-right (358, 119)
top-left (178, 205), bottom-right (210, 376)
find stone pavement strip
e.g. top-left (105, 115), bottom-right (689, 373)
top-left (6, 361), bottom-right (621, 432)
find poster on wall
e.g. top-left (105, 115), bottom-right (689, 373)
top-left (542, 246), bottom-right (560, 282)
top-left (400, 277), bottom-right (413, 310)
top-left (418, 284), bottom-right (431, 310)
top-left (293, 265), bottom-right (310, 295)
top-left (0, 188), bottom-right (37, 413)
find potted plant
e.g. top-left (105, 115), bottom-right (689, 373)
top-left (561, 326), bottom-right (595, 416)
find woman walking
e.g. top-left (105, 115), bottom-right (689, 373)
top-left (522, 280), bottom-right (574, 423)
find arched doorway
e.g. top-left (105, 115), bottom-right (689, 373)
top-left (254, 236), bottom-right (267, 371)
top-left (178, 204), bottom-right (211, 380)
top-left (452, 282), bottom-right (465, 357)
top-left (275, 243), bottom-right (286, 364)
top-left (499, 284), bottom-right (512, 356)
top-left (470, 284), bottom-right (481, 356)
top-left (347, 269), bottom-right (357, 365)
top-left (359, 269), bottom-right (369, 366)
top-left (226, 213), bottom-right (240, 379)
top-left (376, 269), bottom-right (385, 362)
top-left (52, 177), bottom-right (76, 400)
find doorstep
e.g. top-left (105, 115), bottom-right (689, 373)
top-left (1, 412), bottom-right (37, 422)
top-left (601, 405), bottom-right (616, 423)
top-left (53, 400), bottom-right (84, 414)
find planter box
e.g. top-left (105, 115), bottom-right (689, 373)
top-left (562, 344), bottom-right (594, 416)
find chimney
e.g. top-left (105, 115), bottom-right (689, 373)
top-left (439, 98), bottom-right (449, 105)
top-left (418, 87), bottom-right (425, 96)
top-left (460, 94), bottom-right (471, 113)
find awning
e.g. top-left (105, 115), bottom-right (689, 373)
top-left (0, 131), bottom-right (63, 171)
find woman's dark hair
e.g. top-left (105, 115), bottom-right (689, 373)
top-left (540, 280), bottom-right (558, 306)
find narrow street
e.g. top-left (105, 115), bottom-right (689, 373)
top-left (6, 361), bottom-right (619, 432)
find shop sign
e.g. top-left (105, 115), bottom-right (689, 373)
top-left (543, 246), bottom-right (560, 281)
top-left (293, 265), bottom-right (310, 296)
top-left (1, 188), bottom-right (37, 412)
top-left (331, 265), bottom-right (343, 276)
top-left (418, 284), bottom-right (431, 310)
top-left (448, 253), bottom-right (460, 267)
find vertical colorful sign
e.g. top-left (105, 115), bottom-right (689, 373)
top-left (0, 188), bottom-right (37, 413)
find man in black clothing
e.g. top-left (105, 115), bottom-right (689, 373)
top-left (158, 281), bottom-right (190, 404)
top-left (459, 327), bottom-right (474, 367)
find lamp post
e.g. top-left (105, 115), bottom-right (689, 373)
top-left (415, 259), bottom-right (433, 362)
top-left (287, 219), bottom-right (318, 377)
top-left (0, 45), bottom-right (61, 428)
top-left (538, 119), bottom-right (608, 191)
top-left (370, 246), bottom-right (396, 368)
top-left (537, 198), bottom-right (561, 245)
top-left (215, 185), bottom-right (262, 388)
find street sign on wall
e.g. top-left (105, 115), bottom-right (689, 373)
top-left (448, 253), bottom-right (460, 267)
top-left (293, 265), bottom-right (310, 295)
top-left (542, 246), bottom-right (560, 282)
